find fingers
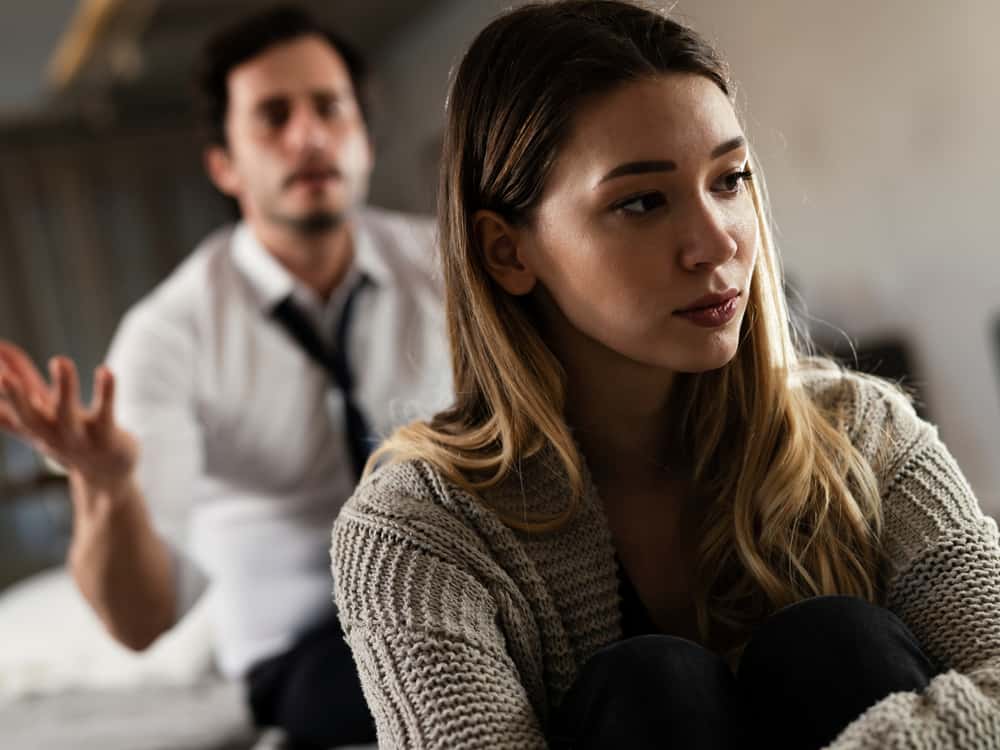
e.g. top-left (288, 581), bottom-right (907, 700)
top-left (1, 346), bottom-right (54, 428)
top-left (0, 362), bottom-right (15, 434)
top-left (0, 396), bottom-right (19, 434)
top-left (1, 357), bottom-right (129, 483)
top-left (87, 366), bottom-right (116, 430)
top-left (51, 357), bottom-right (80, 426)
top-left (0, 370), bottom-right (57, 447)
top-left (0, 342), bottom-right (27, 375)
top-left (0, 341), bottom-right (48, 396)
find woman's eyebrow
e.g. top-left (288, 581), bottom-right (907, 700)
top-left (598, 136), bottom-right (747, 186)
top-left (598, 160), bottom-right (677, 184)
top-left (711, 135), bottom-right (746, 159)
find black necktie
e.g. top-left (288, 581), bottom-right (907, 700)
top-left (271, 275), bottom-right (373, 479)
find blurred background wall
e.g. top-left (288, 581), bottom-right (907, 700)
top-left (2, 0), bottom-right (999, 588)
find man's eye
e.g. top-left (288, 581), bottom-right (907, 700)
top-left (615, 193), bottom-right (667, 215)
top-left (260, 103), bottom-right (290, 128)
top-left (315, 97), bottom-right (341, 119)
top-left (715, 169), bottom-right (753, 194)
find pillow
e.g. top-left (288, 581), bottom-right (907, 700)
top-left (0, 566), bottom-right (214, 703)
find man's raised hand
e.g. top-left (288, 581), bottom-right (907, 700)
top-left (0, 342), bottom-right (137, 495)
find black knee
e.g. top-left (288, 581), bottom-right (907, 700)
top-left (550, 635), bottom-right (737, 750)
top-left (742, 595), bottom-right (935, 694)
top-left (738, 596), bottom-right (936, 750)
top-left (276, 637), bottom-right (375, 747)
top-left (248, 616), bottom-right (375, 748)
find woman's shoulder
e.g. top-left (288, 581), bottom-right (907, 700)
top-left (340, 458), bottom-right (459, 526)
top-left (795, 359), bottom-right (933, 471)
top-left (335, 457), bottom-right (508, 557)
top-left (795, 362), bottom-right (992, 556)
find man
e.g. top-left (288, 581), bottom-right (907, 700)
top-left (0, 6), bottom-right (449, 748)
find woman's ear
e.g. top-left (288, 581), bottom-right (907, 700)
top-left (473, 210), bottom-right (537, 296)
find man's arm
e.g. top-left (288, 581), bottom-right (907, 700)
top-left (0, 344), bottom-right (175, 650)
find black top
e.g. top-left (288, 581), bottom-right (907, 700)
top-left (617, 559), bottom-right (660, 638)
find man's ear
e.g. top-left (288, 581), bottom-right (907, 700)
top-left (473, 210), bottom-right (537, 296)
top-left (203, 145), bottom-right (241, 197)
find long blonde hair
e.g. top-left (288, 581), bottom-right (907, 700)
top-left (374, 0), bottom-right (883, 643)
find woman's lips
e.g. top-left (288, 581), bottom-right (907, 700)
top-left (674, 292), bottom-right (741, 328)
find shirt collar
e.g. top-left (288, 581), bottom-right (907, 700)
top-left (232, 214), bottom-right (388, 317)
top-left (232, 222), bottom-right (301, 313)
top-left (351, 209), bottom-right (393, 287)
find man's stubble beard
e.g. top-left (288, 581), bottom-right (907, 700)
top-left (273, 209), bottom-right (346, 235)
top-left (263, 171), bottom-right (370, 237)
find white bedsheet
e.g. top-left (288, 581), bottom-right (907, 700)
top-left (0, 566), bottom-right (214, 703)
top-left (0, 680), bottom-right (255, 750)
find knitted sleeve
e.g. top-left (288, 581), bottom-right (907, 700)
top-left (827, 376), bottom-right (1000, 749)
top-left (330, 463), bottom-right (549, 750)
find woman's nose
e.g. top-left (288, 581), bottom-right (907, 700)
top-left (676, 198), bottom-right (739, 272)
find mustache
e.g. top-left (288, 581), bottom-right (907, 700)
top-left (282, 165), bottom-right (341, 188)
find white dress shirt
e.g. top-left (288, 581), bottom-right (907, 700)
top-left (106, 207), bottom-right (452, 677)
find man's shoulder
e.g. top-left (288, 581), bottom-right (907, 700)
top-left (358, 205), bottom-right (435, 240)
top-left (111, 224), bottom-right (244, 350)
top-left (126, 225), bottom-right (242, 323)
top-left (357, 206), bottom-right (437, 275)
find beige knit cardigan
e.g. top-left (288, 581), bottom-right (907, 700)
top-left (331, 370), bottom-right (1000, 749)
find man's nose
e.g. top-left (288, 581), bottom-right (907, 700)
top-left (285, 106), bottom-right (329, 152)
top-left (676, 197), bottom-right (739, 272)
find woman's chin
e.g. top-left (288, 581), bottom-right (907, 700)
top-left (660, 341), bottom-right (740, 375)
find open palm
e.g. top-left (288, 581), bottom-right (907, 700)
top-left (0, 341), bottom-right (137, 493)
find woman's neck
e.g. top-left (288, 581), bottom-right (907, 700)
top-left (569, 389), bottom-right (673, 486)
top-left (531, 288), bottom-right (677, 486)
top-left (562, 346), bottom-right (676, 487)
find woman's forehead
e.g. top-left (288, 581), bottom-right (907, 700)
top-left (555, 74), bottom-right (743, 182)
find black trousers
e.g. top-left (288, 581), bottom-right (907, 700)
top-left (549, 596), bottom-right (938, 750)
top-left (246, 613), bottom-right (376, 749)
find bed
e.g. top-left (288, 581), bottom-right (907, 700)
top-left (0, 679), bottom-right (256, 750)
top-left (0, 567), bottom-right (285, 749)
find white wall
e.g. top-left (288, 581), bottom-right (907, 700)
top-left (369, 0), bottom-right (510, 211)
top-left (683, 0), bottom-right (1000, 514)
top-left (370, 0), bottom-right (1000, 513)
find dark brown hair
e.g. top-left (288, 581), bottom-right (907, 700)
top-left (436, 0), bottom-right (735, 446)
top-left (195, 4), bottom-right (367, 147)
top-left (446, 0), bottom-right (730, 226)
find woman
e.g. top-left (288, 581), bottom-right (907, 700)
top-left (331, 2), bottom-right (1000, 748)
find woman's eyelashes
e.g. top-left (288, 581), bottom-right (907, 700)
top-left (613, 192), bottom-right (667, 215)
top-left (714, 168), bottom-right (754, 195)
top-left (612, 169), bottom-right (754, 216)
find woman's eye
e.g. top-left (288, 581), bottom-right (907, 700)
top-left (615, 193), bottom-right (667, 215)
top-left (715, 169), bottom-right (753, 194)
